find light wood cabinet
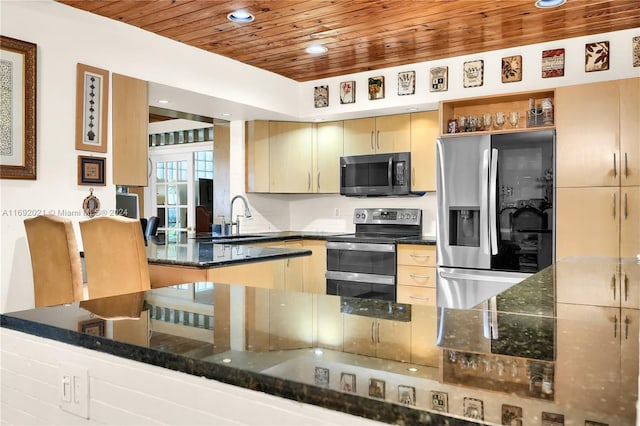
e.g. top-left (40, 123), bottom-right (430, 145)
top-left (112, 73), bottom-right (148, 186)
top-left (555, 78), bottom-right (639, 188)
top-left (342, 314), bottom-right (411, 362)
top-left (409, 111), bottom-right (438, 192)
top-left (409, 305), bottom-right (439, 366)
top-left (315, 295), bottom-right (343, 351)
top-left (556, 187), bottom-right (620, 259)
top-left (268, 290), bottom-right (314, 350)
top-left (269, 121), bottom-right (314, 193)
top-left (302, 240), bottom-right (327, 294)
top-left (314, 121), bottom-right (343, 193)
top-left (245, 120), bottom-right (270, 193)
top-left (343, 114), bottom-right (411, 156)
top-left (283, 240), bottom-right (304, 292)
top-left (397, 244), bottom-right (437, 306)
top-left (555, 304), bottom-right (638, 425)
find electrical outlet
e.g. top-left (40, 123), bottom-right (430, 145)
top-left (334, 208), bottom-right (340, 217)
top-left (59, 363), bottom-right (89, 419)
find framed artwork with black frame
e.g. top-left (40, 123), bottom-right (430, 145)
top-left (78, 155), bottom-right (105, 186)
top-left (0, 35), bottom-right (37, 180)
top-left (76, 63), bottom-right (109, 152)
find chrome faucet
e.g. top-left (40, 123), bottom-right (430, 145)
top-left (230, 195), bottom-right (252, 235)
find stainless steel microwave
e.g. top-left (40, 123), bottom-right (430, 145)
top-left (340, 152), bottom-right (411, 196)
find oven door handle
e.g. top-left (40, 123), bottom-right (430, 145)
top-left (326, 241), bottom-right (395, 252)
top-left (325, 271), bottom-right (396, 286)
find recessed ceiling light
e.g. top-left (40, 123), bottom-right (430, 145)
top-left (305, 44), bottom-right (328, 55)
top-left (158, 99), bottom-right (169, 104)
top-left (221, 113), bottom-right (231, 117)
top-left (227, 9), bottom-right (254, 23)
top-left (222, 358), bottom-right (232, 363)
top-left (407, 367), bottom-right (418, 372)
top-left (535, 0), bottom-right (566, 8)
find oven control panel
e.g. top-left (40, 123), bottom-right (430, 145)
top-left (353, 208), bottom-right (422, 225)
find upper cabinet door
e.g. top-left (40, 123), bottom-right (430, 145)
top-left (375, 113), bottom-right (411, 154)
top-left (269, 121), bottom-right (313, 193)
top-left (112, 73), bottom-right (148, 186)
top-left (315, 121), bottom-right (343, 193)
top-left (409, 111), bottom-right (439, 192)
top-left (245, 120), bottom-right (270, 193)
top-left (619, 78), bottom-right (640, 187)
top-left (343, 117), bottom-right (376, 156)
top-left (555, 81), bottom-right (619, 188)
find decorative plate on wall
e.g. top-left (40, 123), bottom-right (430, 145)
top-left (339, 81), bottom-right (355, 104)
top-left (463, 60), bottom-right (484, 88)
top-left (429, 66), bottom-right (448, 92)
top-left (501, 55), bottom-right (522, 83)
top-left (542, 48), bottom-right (565, 78)
top-left (397, 71), bottom-right (415, 95)
top-left (585, 41), bottom-right (609, 72)
top-left (313, 85), bottom-right (328, 108)
top-left (368, 76), bottom-right (385, 100)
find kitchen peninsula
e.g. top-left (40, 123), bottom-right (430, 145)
top-left (2, 256), bottom-right (638, 425)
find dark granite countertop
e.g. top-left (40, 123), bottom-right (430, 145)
top-left (2, 256), bottom-right (638, 425)
top-left (145, 239), bottom-right (312, 268)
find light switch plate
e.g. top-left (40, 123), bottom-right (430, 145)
top-left (58, 363), bottom-right (89, 418)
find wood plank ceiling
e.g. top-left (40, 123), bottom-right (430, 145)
top-left (58, 0), bottom-right (640, 82)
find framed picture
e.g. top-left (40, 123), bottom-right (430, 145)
top-left (340, 80), bottom-right (355, 104)
top-left (633, 36), bottom-right (640, 67)
top-left (430, 391), bottom-right (448, 412)
top-left (77, 318), bottom-right (105, 336)
top-left (314, 367), bottom-right (329, 387)
top-left (463, 60), bottom-right (484, 88)
top-left (76, 63), bottom-right (109, 152)
top-left (368, 76), bottom-right (384, 100)
top-left (368, 378), bottom-right (385, 399)
top-left (585, 41), bottom-right (609, 72)
top-left (340, 373), bottom-right (356, 393)
top-left (501, 404), bottom-right (522, 426)
top-left (397, 71), bottom-right (415, 96)
top-left (542, 412), bottom-right (564, 426)
top-left (0, 36), bottom-right (37, 180)
top-left (78, 155), bottom-right (106, 186)
top-left (463, 397), bottom-right (484, 420)
top-left (429, 66), bottom-right (448, 92)
top-left (501, 55), bottom-right (522, 83)
top-left (542, 48), bottom-right (565, 78)
top-left (314, 85), bottom-right (328, 108)
top-left (398, 385), bottom-right (415, 405)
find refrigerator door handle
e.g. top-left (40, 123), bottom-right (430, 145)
top-left (480, 148), bottom-right (491, 255)
top-left (439, 270), bottom-right (528, 284)
top-left (489, 148), bottom-right (499, 255)
top-left (489, 296), bottom-right (499, 339)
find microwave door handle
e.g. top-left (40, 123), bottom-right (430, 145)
top-left (489, 148), bottom-right (499, 255)
top-left (388, 157), bottom-right (393, 189)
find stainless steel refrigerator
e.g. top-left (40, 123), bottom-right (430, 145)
top-left (435, 130), bottom-right (555, 309)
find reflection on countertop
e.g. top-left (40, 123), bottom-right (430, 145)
top-left (1, 256), bottom-right (638, 425)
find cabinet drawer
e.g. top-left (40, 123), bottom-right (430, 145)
top-left (397, 285), bottom-right (436, 306)
top-left (397, 244), bottom-right (436, 267)
top-left (397, 265), bottom-right (436, 287)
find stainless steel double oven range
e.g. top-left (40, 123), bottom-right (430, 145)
top-left (325, 208), bottom-right (422, 302)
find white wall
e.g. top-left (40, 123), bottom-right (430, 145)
top-left (1, 0), bottom-right (639, 313)
top-left (0, 328), bottom-right (383, 425)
